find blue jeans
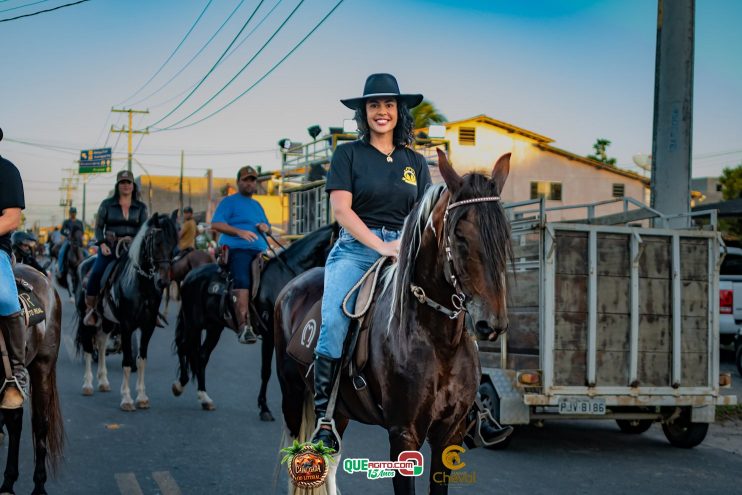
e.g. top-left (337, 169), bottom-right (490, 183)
top-left (86, 250), bottom-right (115, 296)
top-left (314, 227), bottom-right (400, 360)
top-left (58, 240), bottom-right (69, 272)
top-left (228, 248), bottom-right (262, 290)
top-left (0, 251), bottom-right (21, 316)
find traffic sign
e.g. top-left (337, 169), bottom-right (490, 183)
top-left (79, 148), bottom-right (112, 174)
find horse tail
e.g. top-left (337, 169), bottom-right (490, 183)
top-left (32, 365), bottom-right (65, 476)
top-left (173, 305), bottom-right (196, 380)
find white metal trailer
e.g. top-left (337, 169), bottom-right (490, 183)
top-left (480, 198), bottom-right (737, 448)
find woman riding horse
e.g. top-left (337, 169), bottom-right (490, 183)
top-left (84, 169), bottom-right (148, 326)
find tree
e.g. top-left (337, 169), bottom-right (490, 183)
top-left (411, 100), bottom-right (446, 130)
top-left (588, 138), bottom-right (617, 166)
top-left (718, 164), bottom-right (742, 239)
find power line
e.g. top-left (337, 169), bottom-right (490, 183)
top-left (156, 0), bottom-right (344, 132)
top-left (118, 0), bottom-right (214, 105)
top-left (0, 0), bottom-right (50, 14)
top-left (0, 0), bottom-right (91, 23)
top-left (148, 0), bottom-right (267, 128)
top-left (145, 0), bottom-right (285, 111)
top-left (153, 0), bottom-right (308, 131)
top-left (128, 0), bottom-right (247, 108)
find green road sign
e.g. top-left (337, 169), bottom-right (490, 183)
top-left (79, 148), bottom-right (112, 174)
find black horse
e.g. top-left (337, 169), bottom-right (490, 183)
top-left (172, 223), bottom-right (338, 416)
top-left (56, 227), bottom-right (85, 298)
top-left (76, 213), bottom-right (178, 410)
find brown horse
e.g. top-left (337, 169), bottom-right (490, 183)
top-left (3, 264), bottom-right (64, 495)
top-left (56, 228), bottom-right (86, 298)
top-left (164, 249), bottom-right (214, 308)
top-left (275, 150), bottom-right (512, 495)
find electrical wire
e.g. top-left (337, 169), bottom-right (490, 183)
top-left (0, 0), bottom-right (91, 23)
top-left (153, 0), bottom-right (308, 131)
top-left (0, 0), bottom-right (50, 14)
top-left (145, 0), bottom-right (284, 110)
top-left (147, 0), bottom-right (266, 128)
top-left (118, 0), bottom-right (214, 105)
top-left (128, 0), bottom-right (246, 108)
top-left (155, 0), bottom-right (344, 132)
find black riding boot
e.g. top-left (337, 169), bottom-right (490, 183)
top-left (311, 354), bottom-right (340, 452)
top-left (464, 400), bottom-right (513, 448)
top-left (0, 312), bottom-right (28, 409)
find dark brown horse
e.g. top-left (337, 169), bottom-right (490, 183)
top-left (3, 264), bottom-right (64, 495)
top-left (275, 150), bottom-right (511, 495)
top-left (164, 249), bottom-right (214, 309)
top-left (56, 228), bottom-right (85, 298)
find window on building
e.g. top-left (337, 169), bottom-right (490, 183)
top-left (530, 181), bottom-right (562, 201)
top-left (458, 127), bottom-right (476, 146)
top-left (612, 183), bottom-right (625, 198)
top-left (716, 184), bottom-right (723, 192)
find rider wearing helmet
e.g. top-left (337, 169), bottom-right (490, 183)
top-left (0, 128), bottom-right (29, 409)
top-left (57, 206), bottom-right (84, 281)
top-left (11, 231), bottom-right (46, 274)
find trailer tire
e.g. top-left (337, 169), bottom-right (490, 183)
top-left (662, 412), bottom-right (708, 448)
top-left (478, 382), bottom-right (512, 450)
top-left (616, 419), bottom-right (652, 434)
top-left (735, 341), bottom-right (742, 378)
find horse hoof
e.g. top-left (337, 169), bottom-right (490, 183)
top-left (120, 402), bottom-right (136, 412)
top-left (172, 382), bottom-right (183, 397)
top-left (99, 384), bottom-right (111, 393)
top-left (201, 402), bottom-right (216, 411)
top-left (136, 400), bottom-right (150, 409)
top-left (260, 411), bottom-right (275, 422)
top-left (82, 386), bottom-right (94, 396)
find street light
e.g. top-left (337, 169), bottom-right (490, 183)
top-left (307, 125), bottom-right (321, 141)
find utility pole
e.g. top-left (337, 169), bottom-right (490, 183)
top-left (206, 168), bottom-right (213, 223)
top-left (179, 150), bottom-right (184, 215)
top-left (650, 0), bottom-right (695, 227)
top-left (111, 108), bottom-right (149, 172)
top-left (58, 168), bottom-right (78, 222)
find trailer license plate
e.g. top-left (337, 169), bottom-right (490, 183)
top-left (558, 398), bottom-right (606, 415)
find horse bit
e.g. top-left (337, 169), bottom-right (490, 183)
top-left (410, 195), bottom-right (501, 319)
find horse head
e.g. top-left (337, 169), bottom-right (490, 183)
top-left (433, 149), bottom-right (512, 341)
top-left (129, 212), bottom-right (179, 291)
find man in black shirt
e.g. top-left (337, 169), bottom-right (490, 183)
top-left (0, 129), bottom-right (30, 409)
top-left (57, 206), bottom-right (84, 281)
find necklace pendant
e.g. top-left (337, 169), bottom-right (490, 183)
top-left (386, 156), bottom-right (393, 163)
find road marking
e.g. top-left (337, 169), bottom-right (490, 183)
top-left (115, 472), bottom-right (144, 495)
top-left (153, 471), bottom-right (182, 495)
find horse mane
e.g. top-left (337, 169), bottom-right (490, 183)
top-left (120, 217), bottom-right (152, 290)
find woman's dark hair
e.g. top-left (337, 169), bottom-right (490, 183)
top-left (354, 99), bottom-right (415, 147)
top-left (113, 180), bottom-right (140, 202)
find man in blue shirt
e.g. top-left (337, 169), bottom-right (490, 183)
top-left (211, 166), bottom-right (270, 344)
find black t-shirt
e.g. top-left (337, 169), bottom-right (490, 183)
top-left (325, 141), bottom-right (432, 230)
top-left (0, 156), bottom-right (25, 256)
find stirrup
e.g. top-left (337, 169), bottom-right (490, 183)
top-left (475, 410), bottom-right (512, 447)
top-left (0, 377), bottom-right (28, 409)
top-left (310, 417), bottom-right (342, 453)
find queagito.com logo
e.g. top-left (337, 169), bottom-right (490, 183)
top-left (343, 450), bottom-right (424, 479)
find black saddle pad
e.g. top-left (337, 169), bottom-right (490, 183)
top-left (15, 278), bottom-right (45, 327)
top-left (287, 299), bottom-right (322, 366)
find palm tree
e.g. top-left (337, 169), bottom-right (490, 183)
top-left (411, 100), bottom-right (447, 130)
top-left (588, 138), bottom-right (617, 166)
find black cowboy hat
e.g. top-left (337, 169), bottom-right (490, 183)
top-left (116, 170), bottom-right (134, 183)
top-left (341, 73), bottom-right (423, 110)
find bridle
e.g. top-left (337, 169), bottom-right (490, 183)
top-left (410, 195), bottom-right (501, 319)
top-left (133, 227), bottom-right (172, 280)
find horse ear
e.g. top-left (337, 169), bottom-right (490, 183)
top-left (171, 209), bottom-right (179, 222)
top-left (491, 153), bottom-right (511, 194)
top-left (436, 148), bottom-right (462, 195)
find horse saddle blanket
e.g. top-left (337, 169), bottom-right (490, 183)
top-left (287, 299), bottom-right (322, 366)
top-left (15, 277), bottom-right (45, 327)
top-left (251, 254), bottom-right (264, 301)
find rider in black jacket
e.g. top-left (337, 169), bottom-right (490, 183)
top-left (84, 170), bottom-right (148, 326)
top-left (11, 232), bottom-right (47, 275)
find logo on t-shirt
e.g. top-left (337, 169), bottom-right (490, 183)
top-left (402, 167), bottom-right (417, 186)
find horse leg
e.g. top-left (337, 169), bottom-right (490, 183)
top-left (0, 409), bottom-right (22, 495)
top-left (427, 419), bottom-right (468, 495)
top-left (119, 329), bottom-right (135, 412)
top-left (389, 425), bottom-right (424, 495)
top-left (258, 333), bottom-right (275, 421)
top-left (96, 331), bottom-right (111, 392)
top-left (195, 326), bottom-right (221, 411)
top-left (135, 327), bottom-right (155, 409)
top-left (172, 318), bottom-right (190, 397)
top-left (82, 351), bottom-right (94, 396)
top-left (29, 365), bottom-right (49, 495)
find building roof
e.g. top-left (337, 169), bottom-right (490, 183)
top-left (443, 114), bottom-right (649, 186)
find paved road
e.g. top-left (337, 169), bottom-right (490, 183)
top-left (4, 293), bottom-right (742, 494)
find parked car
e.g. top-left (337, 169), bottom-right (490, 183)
top-left (719, 246), bottom-right (742, 345)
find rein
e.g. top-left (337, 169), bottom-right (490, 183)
top-left (410, 195), bottom-right (501, 319)
top-left (133, 227), bottom-right (172, 280)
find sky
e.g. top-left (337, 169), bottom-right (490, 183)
top-left (1, 0), bottom-right (741, 226)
